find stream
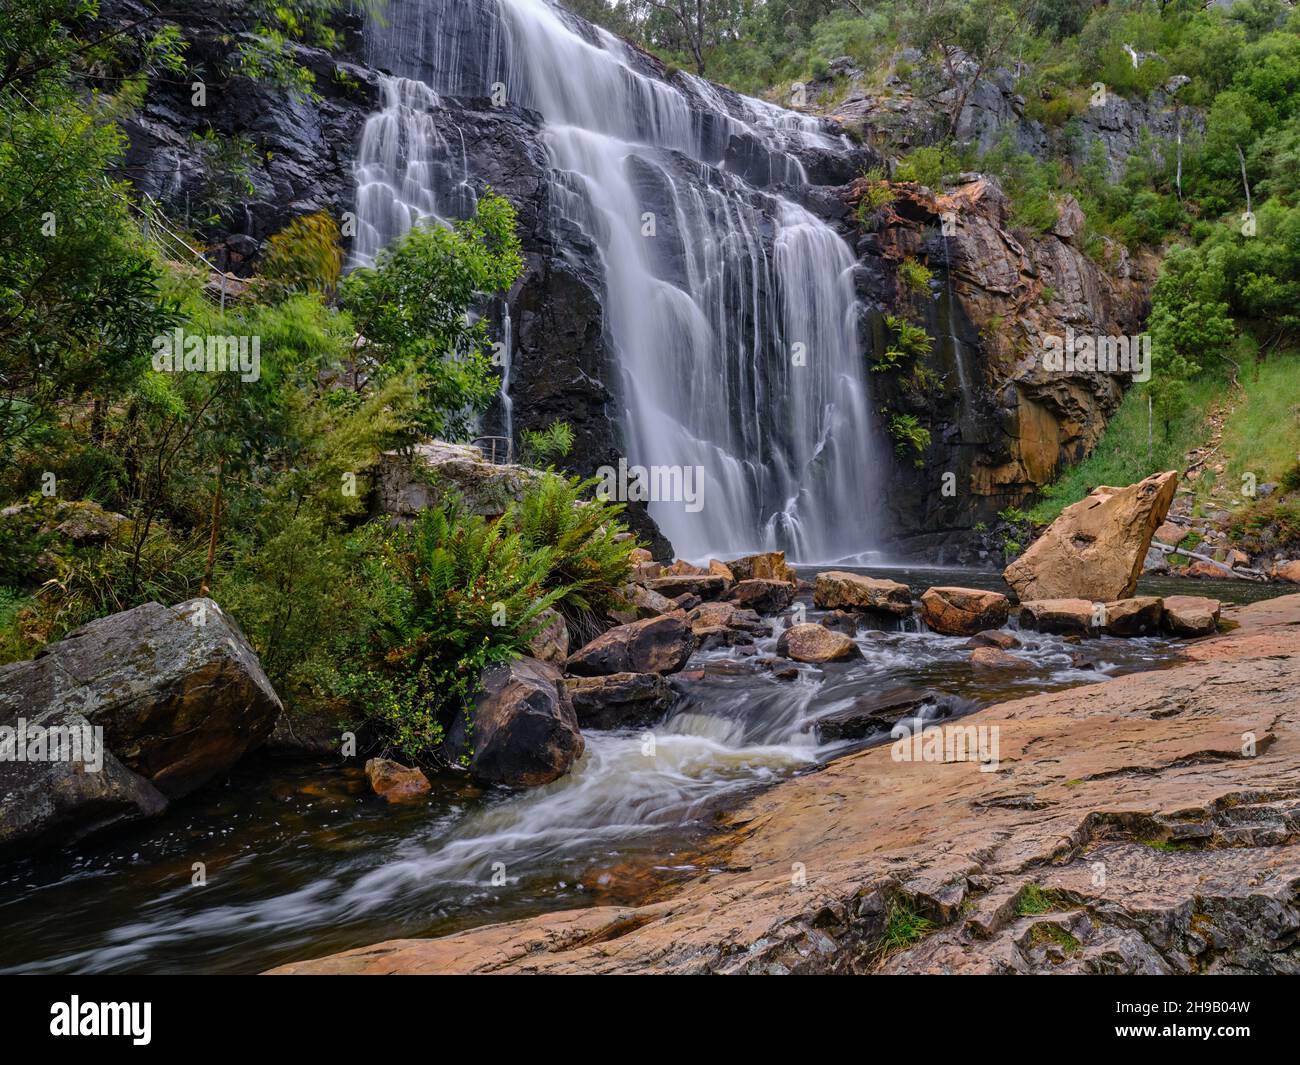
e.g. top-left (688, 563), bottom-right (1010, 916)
top-left (0, 567), bottom-right (1284, 974)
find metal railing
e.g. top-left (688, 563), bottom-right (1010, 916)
top-left (471, 436), bottom-right (514, 465)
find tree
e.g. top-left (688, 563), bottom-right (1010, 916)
top-left (339, 192), bottom-right (524, 442)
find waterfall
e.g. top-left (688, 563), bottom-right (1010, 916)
top-left (353, 0), bottom-right (885, 562)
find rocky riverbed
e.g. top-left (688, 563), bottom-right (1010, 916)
top-left (269, 591), bottom-right (1300, 975)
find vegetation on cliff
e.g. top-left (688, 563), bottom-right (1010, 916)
top-left (0, 2), bottom-right (635, 766)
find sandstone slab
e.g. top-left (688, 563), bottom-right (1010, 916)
top-left (1004, 471), bottom-right (1178, 601)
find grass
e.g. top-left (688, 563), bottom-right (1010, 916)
top-left (1027, 351), bottom-right (1300, 525)
top-left (876, 897), bottom-right (936, 960)
top-left (1016, 883), bottom-right (1064, 916)
top-left (1218, 351), bottom-right (1300, 500)
top-left (1028, 922), bottom-right (1081, 954)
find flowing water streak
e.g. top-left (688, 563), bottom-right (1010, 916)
top-left (358, 0), bottom-right (884, 561)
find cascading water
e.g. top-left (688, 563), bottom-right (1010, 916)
top-left (354, 0), bottom-right (885, 562)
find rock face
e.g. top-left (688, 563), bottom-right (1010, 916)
top-left (375, 440), bottom-right (541, 523)
top-left (919, 587), bottom-right (1010, 636)
top-left (813, 572), bottom-right (912, 616)
top-left (562, 673), bottom-right (675, 730)
top-left (1163, 596), bottom-right (1221, 637)
top-left (776, 623), bottom-right (861, 663)
top-left (1004, 472), bottom-right (1178, 601)
top-left (364, 758), bottom-right (431, 803)
top-left (271, 594), bottom-right (1300, 976)
top-left (565, 616), bottom-right (696, 677)
top-left (859, 177), bottom-right (1158, 555)
top-left (0, 598), bottom-right (281, 850)
top-left (445, 658), bottom-right (584, 788)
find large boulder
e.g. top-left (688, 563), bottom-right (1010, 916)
top-left (445, 657), bottom-right (584, 788)
top-left (566, 615), bottom-right (696, 676)
top-left (727, 578), bottom-right (796, 614)
top-left (374, 440), bottom-right (540, 522)
top-left (919, 587), bottom-right (1010, 636)
top-left (0, 715), bottom-right (168, 851)
top-left (0, 598), bottom-right (280, 851)
top-left (1003, 471), bottom-right (1178, 601)
top-left (725, 551), bottom-right (797, 584)
top-left (1101, 596), bottom-right (1163, 636)
top-left (1018, 598), bottom-right (1097, 636)
top-left (562, 672), bottom-right (675, 729)
top-left (776, 623), bottom-right (862, 663)
top-left (1163, 596), bottom-right (1221, 637)
top-left (813, 571), bottom-right (913, 616)
top-left (0, 598), bottom-right (280, 799)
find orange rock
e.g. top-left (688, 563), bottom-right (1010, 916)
top-left (1004, 471), bottom-right (1178, 601)
top-left (920, 586), bottom-right (1010, 636)
top-left (364, 758), bottom-right (431, 803)
top-left (813, 571), bottom-right (912, 615)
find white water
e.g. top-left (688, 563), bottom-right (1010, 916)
top-left (354, 0), bottom-right (885, 562)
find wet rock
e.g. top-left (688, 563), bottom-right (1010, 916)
top-left (969, 646), bottom-right (1031, 670)
top-left (814, 686), bottom-right (948, 742)
top-left (645, 575), bottom-right (728, 600)
top-left (0, 598), bottom-right (281, 800)
top-left (685, 601), bottom-right (765, 636)
top-left (526, 607), bottom-right (569, 664)
top-left (628, 584), bottom-right (677, 618)
top-left (725, 551), bottom-right (797, 584)
top-left (566, 614), bottom-right (696, 676)
top-left (1019, 598), bottom-right (1097, 636)
top-left (820, 610), bottom-right (862, 635)
top-left (776, 623), bottom-right (862, 663)
top-left (920, 586), bottom-right (1010, 636)
top-left (0, 712), bottom-right (168, 852)
top-left (756, 658), bottom-right (800, 680)
top-left (562, 672), bottom-right (675, 729)
top-left (445, 657), bottom-right (584, 788)
top-left (663, 559), bottom-right (707, 576)
top-left (965, 630), bottom-right (1021, 650)
top-left (1101, 596), bottom-right (1163, 637)
top-left (669, 593), bottom-right (701, 611)
top-left (727, 578), bottom-right (796, 615)
top-left (1004, 471), bottom-right (1178, 602)
top-left (707, 559), bottom-right (735, 585)
top-left (813, 571), bottom-right (912, 616)
top-left (364, 758), bottom-right (431, 803)
top-left (1162, 596), bottom-right (1221, 637)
